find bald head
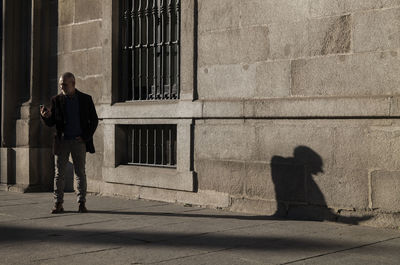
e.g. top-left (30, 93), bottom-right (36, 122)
top-left (59, 72), bottom-right (76, 96)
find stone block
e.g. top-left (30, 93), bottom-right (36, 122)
top-left (195, 159), bottom-right (245, 196)
top-left (269, 19), bottom-right (309, 60)
top-left (198, 26), bottom-right (269, 67)
top-left (269, 15), bottom-right (351, 60)
top-left (309, 168), bottom-right (369, 209)
top-left (334, 124), bottom-right (400, 170)
top-left (198, 64), bottom-right (256, 99)
top-left (86, 153), bottom-right (103, 181)
top-left (177, 189), bottom-right (230, 208)
top-left (86, 48), bottom-right (103, 76)
top-left (240, 0), bottom-right (310, 26)
top-left (58, 26), bottom-right (72, 54)
top-left (230, 197), bottom-right (277, 215)
top-left (58, 51), bottom-right (88, 79)
top-left (180, 0), bottom-right (195, 96)
top-left (254, 122), bottom-right (334, 170)
top-left (93, 122), bottom-right (104, 153)
top-left (244, 97), bottom-right (391, 118)
top-left (76, 75), bottom-right (104, 104)
top-left (138, 186), bottom-right (178, 203)
top-left (58, 0), bottom-right (74, 25)
top-left (176, 122), bottom-right (192, 172)
top-left (103, 124), bottom-right (115, 167)
top-left (202, 101), bottom-right (244, 117)
top-left (255, 60), bottom-right (290, 98)
top-left (244, 162), bottom-right (275, 200)
top-left (75, 0), bottom-right (102, 22)
top-left (15, 119), bottom-right (29, 147)
top-left (310, 0), bottom-right (400, 18)
top-left (198, 0), bottom-right (240, 32)
top-left (86, 123), bottom-right (104, 181)
top-left (371, 170), bottom-right (400, 212)
top-left (195, 123), bottom-right (256, 161)
top-left (14, 148), bottom-right (30, 186)
top-left (309, 15), bottom-right (351, 56)
top-left (101, 181), bottom-right (140, 199)
top-left (71, 21), bottom-right (102, 50)
top-left (291, 51), bottom-right (400, 97)
top-left (353, 8), bottom-right (400, 53)
top-left (0, 148), bottom-right (14, 184)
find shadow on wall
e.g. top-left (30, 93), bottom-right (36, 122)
top-left (271, 146), bottom-right (371, 225)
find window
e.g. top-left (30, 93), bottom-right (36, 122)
top-left (119, 124), bottom-right (177, 168)
top-left (120, 0), bottom-right (180, 101)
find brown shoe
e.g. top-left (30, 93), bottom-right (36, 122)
top-left (51, 202), bottom-right (64, 214)
top-left (78, 202), bottom-right (88, 213)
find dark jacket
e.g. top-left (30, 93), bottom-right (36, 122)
top-left (42, 89), bottom-right (98, 154)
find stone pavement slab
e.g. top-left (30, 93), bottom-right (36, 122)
top-left (0, 191), bottom-right (400, 265)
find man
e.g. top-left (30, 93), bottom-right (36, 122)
top-left (40, 72), bottom-right (98, 214)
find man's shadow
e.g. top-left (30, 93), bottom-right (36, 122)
top-left (271, 146), bottom-right (371, 224)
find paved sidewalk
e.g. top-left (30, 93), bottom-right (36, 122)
top-left (1, 191), bottom-right (400, 265)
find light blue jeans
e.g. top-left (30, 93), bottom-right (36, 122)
top-left (54, 139), bottom-right (87, 203)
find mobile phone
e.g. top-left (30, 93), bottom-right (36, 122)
top-left (40, 104), bottom-right (47, 111)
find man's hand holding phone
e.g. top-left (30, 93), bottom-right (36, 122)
top-left (40, 105), bottom-right (52, 118)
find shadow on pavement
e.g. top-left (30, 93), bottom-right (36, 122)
top-left (0, 224), bottom-right (396, 252)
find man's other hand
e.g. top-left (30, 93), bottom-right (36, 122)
top-left (40, 105), bottom-right (52, 118)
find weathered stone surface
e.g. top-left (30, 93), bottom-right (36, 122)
top-left (58, 51), bottom-right (88, 79)
top-left (86, 123), bottom-right (104, 181)
top-left (103, 165), bottom-right (194, 192)
top-left (71, 21), bottom-right (102, 50)
top-left (75, 0), bottom-right (102, 22)
top-left (77, 75), bottom-right (104, 104)
top-left (86, 47), bottom-right (103, 76)
top-left (202, 101), bottom-right (244, 118)
top-left (177, 189), bottom-right (230, 208)
top-left (371, 170), bottom-right (400, 212)
top-left (198, 0), bottom-right (240, 32)
top-left (334, 124), bottom-right (400, 170)
top-left (353, 8), bottom-right (400, 52)
top-left (269, 20), bottom-right (309, 59)
top-left (310, 0), bottom-right (400, 18)
top-left (180, 0), bottom-right (195, 97)
top-left (195, 123), bottom-right (256, 161)
top-left (198, 64), bottom-right (256, 99)
top-left (244, 162), bottom-right (275, 200)
top-left (15, 120), bottom-right (29, 147)
top-left (230, 197), bottom-right (277, 215)
top-left (240, 0), bottom-right (310, 26)
top-left (58, 26), bottom-right (72, 54)
top-left (254, 123), bottom-right (334, 170)
top-left (309, 168), bottom-right (369, 209)
top-left (255, 60), bottom-right (290, 98)
top-left (196, 159), bottom-right (245, 195)
top-left (58, 0), bottom-right (74, 25)
top-left (244, 97), bottom-right (391, 117)
top-left (198, 26), bottom-right (269, 67)
top-left (291, 51), bottom-right (400, 97)
top-left (309, 15), bottom-right (351, 56)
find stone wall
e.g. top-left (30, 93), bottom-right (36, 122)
top-left (50, 0), bottom-right (400, 227)
top-left (193, 0), bottom-right (400, 227)
top-left (57, 0), bottom-right (105, 182)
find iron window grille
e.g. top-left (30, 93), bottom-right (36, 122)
top-left (120, 0), bottom-right (180, 101)
top-left (127, 125), bottom-right (177, 168)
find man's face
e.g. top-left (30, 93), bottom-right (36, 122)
top-left (59, 77), bottom-right (75, 96)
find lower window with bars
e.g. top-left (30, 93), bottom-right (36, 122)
top-left (123, 124), bottom-right (177, 168)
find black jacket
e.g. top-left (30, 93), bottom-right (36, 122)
top-left (42, 89), bottom-right (98, 154)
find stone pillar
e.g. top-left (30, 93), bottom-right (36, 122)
top-left (0, 0), bottom-right (55, 192)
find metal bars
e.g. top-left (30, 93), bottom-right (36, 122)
top-left (128, 125), bottom-right (176, 168)
top-left (121, 0), bottom-right (180, 101)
